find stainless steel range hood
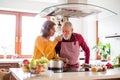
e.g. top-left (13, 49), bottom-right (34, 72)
top-left (46, 7), bottom-right (100, 17)
top-left (38, 3), bottom-right (117, 18)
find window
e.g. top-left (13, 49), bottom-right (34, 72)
top-left (0, 14), bottom-right (16, 55)
top-left (0, 10), bottom-right (48, 58)
top-left (21, 16), bottom-right (47, 55)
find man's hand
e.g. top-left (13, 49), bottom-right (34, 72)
top-left (81, 63), bottom-right (90, 71)
top-left (62, 58), bottom-right (69, 68)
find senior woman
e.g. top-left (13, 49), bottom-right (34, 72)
top-left (33, 20), bottom-right (68, 63)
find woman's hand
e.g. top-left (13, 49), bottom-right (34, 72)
top-left (55, 35), bottom-right (63, 41)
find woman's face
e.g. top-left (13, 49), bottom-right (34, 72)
top-left (49, 26), bottom-right (56, 36)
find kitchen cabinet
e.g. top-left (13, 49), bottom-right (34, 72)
top-left (0, 63), bottom-right (19, 80)
top-left (0, 59), bottom-right (23, 80)
top-left (0, 58), bottom-right (32, 80)
top-left (0, 63), bottom-right (19, 69)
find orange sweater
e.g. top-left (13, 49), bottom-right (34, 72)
top-left (33, 36), bottom-right (60, 60)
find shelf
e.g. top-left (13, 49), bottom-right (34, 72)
top-left (105, 35), bottom-right (120, 38)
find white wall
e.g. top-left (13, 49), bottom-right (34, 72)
top-left (88, 0), bottom-right (120, 14)
top-left (69, 18), bottom-right (82, 34)
top-left (88, 0), bottom-right (120, 60)
top-left (98, 15), bottom-right (120, 37)
top-left (69, 16), bottom-right (97, 60)
top-left (83, 15), bottom-right (97, 60)
top-left (98, 15), bottom-right (120, 60)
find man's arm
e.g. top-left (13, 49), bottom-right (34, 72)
top-left (76, 33), bottom-right (90, 64)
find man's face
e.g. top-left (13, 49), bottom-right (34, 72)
top-left (62, 25), bottom-right (73, 40)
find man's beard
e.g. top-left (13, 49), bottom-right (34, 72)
top-left (63, 35), bottom-right (69, 40)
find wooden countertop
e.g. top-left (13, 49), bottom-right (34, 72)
top-left (10, 68), bottom-right (120, 80)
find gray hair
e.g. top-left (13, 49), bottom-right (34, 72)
top-left (41, 20), bottom-right (55, 38)
top-left (63, 21), bottom-right (73, 28)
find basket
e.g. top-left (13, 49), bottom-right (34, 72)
top-left (0, 68), bottom-right (10, 80)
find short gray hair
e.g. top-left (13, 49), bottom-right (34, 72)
top-left (63, 21), bottom-right (73, 28)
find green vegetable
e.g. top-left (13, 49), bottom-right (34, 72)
top-left (112, 54), bottom-right (120, 65)
top-left (113, 64), bottom-right (120, 67)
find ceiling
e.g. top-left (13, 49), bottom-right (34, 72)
top-left (26, 0), bottom-right (67, 3)
top-left (0, 0), bottom-right (118, 18)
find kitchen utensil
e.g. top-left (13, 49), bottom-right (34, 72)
top-left (48, 59), bottom-right (63, 72)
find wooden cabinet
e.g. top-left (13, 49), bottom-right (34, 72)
top-left (0, 63), bottom-right (19, 80)
top-left (0, 63), bottom-right (19, 69)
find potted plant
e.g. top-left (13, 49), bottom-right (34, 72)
top-left (92, 41), bottom-right (110, 61)
top-left (112, 54), bottom-right (120, 65)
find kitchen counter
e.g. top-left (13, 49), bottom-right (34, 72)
top-left (10, 68), bottom-right (120, 80)
top-left (0, 58), bottom-right (104, 64)
top-left (0, 59), bottom-right (31, 63)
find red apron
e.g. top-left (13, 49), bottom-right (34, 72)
top-left (60, 40), bottom-right (80, 67)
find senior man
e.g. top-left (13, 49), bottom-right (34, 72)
top-left (55, 21), bottom-right (90, 71)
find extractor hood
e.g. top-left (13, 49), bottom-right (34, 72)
top-left (38, 3), bottom-right (117, 18)
top-left (45, 7), bottom-right (100, 17)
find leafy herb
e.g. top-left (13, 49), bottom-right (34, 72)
top-left (92, 41), bottom-right (110, 60)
